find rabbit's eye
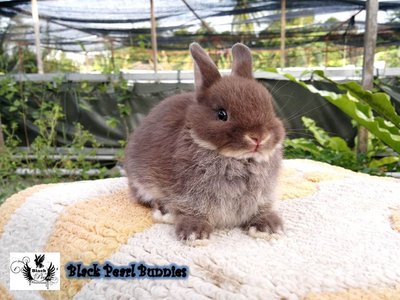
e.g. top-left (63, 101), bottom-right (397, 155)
top-left (217, 109), bottom-right (228, 121)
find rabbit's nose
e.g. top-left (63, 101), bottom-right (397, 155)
top-left (247, 135), bottom-right (260, 145)
top-left (245, 134), bottom-right (265, 145)
top-left (250, 137), bottom-right (260, 145)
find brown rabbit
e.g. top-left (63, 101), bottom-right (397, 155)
top-left (124, 43), bottom-right (285, 241)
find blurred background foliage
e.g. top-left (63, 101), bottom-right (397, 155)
top-left (1, 1), bottom-right (400, 204)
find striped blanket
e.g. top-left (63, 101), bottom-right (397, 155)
top-left (1, 159), bottom-right (399, 299)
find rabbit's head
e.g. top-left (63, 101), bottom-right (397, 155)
top-left (187, 43), bottom-right (285, 162)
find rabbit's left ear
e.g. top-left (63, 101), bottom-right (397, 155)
top-left (190, 43), bottom-right (221, 92)
top-left (231, 43), bottom-right (253, 79)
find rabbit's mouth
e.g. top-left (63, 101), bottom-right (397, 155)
top-left (220, 144), bottom-right (281, 163)
top-left (189, 129), bottom-right (281, 162)
top-left (249, 142), bottom-right (261, 153)
top-left (243, 134), bottom-right (271, 155)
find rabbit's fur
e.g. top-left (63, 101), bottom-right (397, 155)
top-left (124, 43), bottom-right (285, 240)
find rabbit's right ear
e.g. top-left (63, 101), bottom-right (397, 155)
top-left (190, 43), bottom-right (221, 91)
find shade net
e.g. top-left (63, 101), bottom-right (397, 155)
top-left (1, 0), bottom-right (400, 52)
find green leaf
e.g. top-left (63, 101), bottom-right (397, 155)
top-left (308, 71), bottom-right (400, 130)
top-left (264, 67), bottom-right (279, 73)
top-left (284, 138), bottom-right (322, 156)
top-left (279, 72), bottom-right (400, 154)
top-left (300, 70), bottom-right (313, 77)
top-left (301, 116), bottom-right (353, 154)
top-left (329, 137), bottom-right (354, 153)
top-left (301, 116), bottom-right (330, 147)
top-left (106, 117), bottom-right (118, 129)
top-left (117, 103), bottom-right (131, 116)
top-left (369, 156), bottom-right (400, 168)
top-left (339, 81), bottom-right (400, 129)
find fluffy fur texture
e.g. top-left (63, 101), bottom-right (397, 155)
top-left (124, 43), bottom-right (285, 240)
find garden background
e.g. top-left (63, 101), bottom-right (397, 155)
top-left (1, 0), bottom-right (400, 203)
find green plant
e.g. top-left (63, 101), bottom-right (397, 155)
top-left (285, 117), bottom-right (399, 174)
top-left (0, 122), bottom-right (25, 203)
top-left (272, 69), bottom-right (400, 153)
top-left (276, 69), bottom-right (400, 174)
top-left (0, 77), bottom-right (128, 204)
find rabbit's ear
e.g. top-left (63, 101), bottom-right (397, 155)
top-left (190, 43), bottom-right (221, 91)
top-left (231, 43), bottom-right (253, 79)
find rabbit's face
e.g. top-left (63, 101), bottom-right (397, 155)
top-left (188, 76), bottom-right (285, 162)
top-left (188, 42), bottom-right (285, 162)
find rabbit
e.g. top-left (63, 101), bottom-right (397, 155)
top-left (124, 43), bottom-right (285, 241)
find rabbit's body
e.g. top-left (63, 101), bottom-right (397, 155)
top-left (125, 91), bottom-right (282, 229)
top-left (125, 44), bottom-right (285, 240)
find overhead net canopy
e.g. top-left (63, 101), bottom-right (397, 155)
top-left (1, 0), bottom-right (400, 53)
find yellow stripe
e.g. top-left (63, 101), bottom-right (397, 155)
top-left (390, 208), bottom-right (400, 233)
top-left (0, 282), bottom-right (13, 300)
top-left (303, 171), bottom-right (345, 183)
top-left (304, 285), bottom-right (400, 300)
top-left (277, 166), bottom-right (350, 201)
top-left (278, 168), bottom-right (317, 200)
top-left (0, 185), bottom-right (49, 236)
top-left (40, 189), bottom-right (153, 300)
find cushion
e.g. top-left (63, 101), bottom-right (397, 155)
top-left (1, 159), bottom-right (400, 299)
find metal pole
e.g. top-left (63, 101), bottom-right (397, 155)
top-left (31, 0), bottom-right (44, 74)
top-left (280, 0), bottom-right (286, 69)
top-left (357, 0), bottom-right (378, 154)
top-left (181, 0), bottom-right (214, 33)
top-left (150, 0), bottom-right (158, 74)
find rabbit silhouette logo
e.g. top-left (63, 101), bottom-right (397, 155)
top-left (10, 252), bottom-right (60, 290)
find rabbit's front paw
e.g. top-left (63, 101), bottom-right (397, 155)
top-left (175, 215), bottom-right (212, 241)
top-left (247, 211), bottom-right (283, 238)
